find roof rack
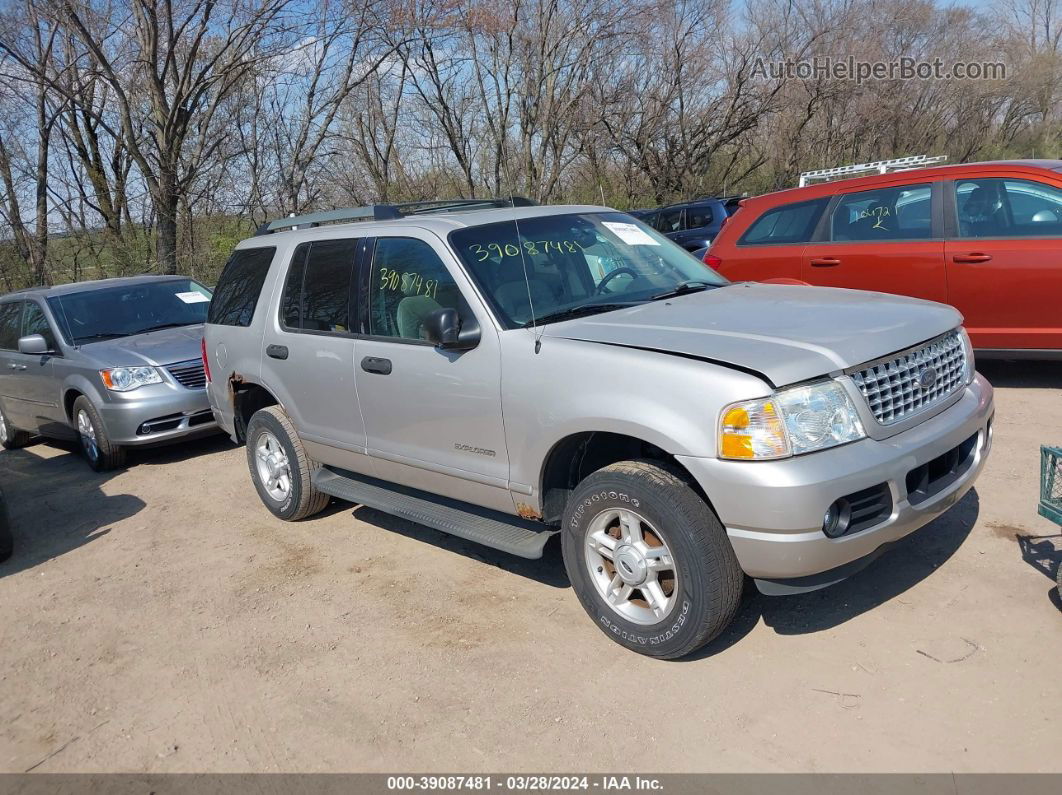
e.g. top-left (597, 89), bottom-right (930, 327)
top-left (798, 155), bottom-right (948, 187)
top-left (256, 196), bottom-right (538, 235)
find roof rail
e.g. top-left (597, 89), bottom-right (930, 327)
top-left (798, 155), bottom-right (948, 187)
top-left (255, 196), bottom-right (538, 235)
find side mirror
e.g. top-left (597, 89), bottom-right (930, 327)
top-left (17, 334), bottom-right (49, 355)
top-left (423, 307), bottom-right (480, 351)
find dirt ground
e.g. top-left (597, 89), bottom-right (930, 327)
top-left (0, 360), bottom-right (1059, 773)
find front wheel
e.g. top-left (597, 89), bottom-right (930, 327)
top-left (72, 396), bottom-right (125, 471)
top-left (561, 460), bottom-right (743, 659)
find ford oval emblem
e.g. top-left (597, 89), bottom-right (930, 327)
top-left (917, 366), bottom-right (938, 390)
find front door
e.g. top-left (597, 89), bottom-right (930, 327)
top-left (801, 182), bottom-right (947, 303)
top-left (13, 301), bottom-right (60, 432)
top-left (945, 176), bottom-right (1062, 351)
top-left (0, 301), bottom-right (26, 426)
top-left (354, 234), bottom-right (512, 513)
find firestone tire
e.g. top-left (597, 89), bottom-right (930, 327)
top-left (245, 406), bottom-right (329, 522)
top-left (561, 460), bottom-right (743, 659)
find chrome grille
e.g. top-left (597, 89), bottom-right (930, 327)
top-left (850, 331), bottom-right (968, 425)
top-left (166, 359), bottom-right (207, 390)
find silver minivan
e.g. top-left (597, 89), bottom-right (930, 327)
top-left (205, 201), bottom-right (994, 658)
top-left (0, 276), bottom-right (216, 470)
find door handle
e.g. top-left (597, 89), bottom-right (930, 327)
top-left (360, 356), bottom-right (392, 375)
top-left (8, 364), bottom-right (25, 371)
top-left (809, 257), bottom-right (842, 267)
top-left (266, 344), bottom-right (288, 360)
top-left (952, 253), bottom-right (992, 264)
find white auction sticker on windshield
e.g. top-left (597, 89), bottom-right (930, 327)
top-left (175, 291), bottom-right (210, 304)
top-left (602, 222), bottom-right (659, 246)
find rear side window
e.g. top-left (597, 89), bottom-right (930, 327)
top-left (831, 183), bottom-right (932, 241)
top-left (279, 239), bottom-right (358, 333)
top-left (686, 206), bottom-right (714, 228)
top-left (0, 301), bottom-right (22, 350)
top-left (739, 198), bottom-right (828, 245)
top-left (208, 246), bottom-right (276, 327)
top-left (22, 302), bottom-right (56, 350)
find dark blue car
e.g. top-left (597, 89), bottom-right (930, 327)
top-left (636, 198), bottom-right (730, 252)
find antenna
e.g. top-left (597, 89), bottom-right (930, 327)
top-left (498, 151), bottom-right (540, 353)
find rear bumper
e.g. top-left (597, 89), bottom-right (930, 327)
top-left (677, 374), bottom-right (994, 585)
top-left (98, 387), bottom-right (216, 446)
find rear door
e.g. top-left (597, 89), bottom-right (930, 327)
top-left (945, 175), bottom-right (1062, 351)
top-left (261, 237), bottom-right (367, 460)
top-left (714, 197), bottom-right (828, 282)
top-left (800, 181), bottom-right (947, 302)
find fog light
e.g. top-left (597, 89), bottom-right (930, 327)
top-left (822, 500), bottom-right (850, 538)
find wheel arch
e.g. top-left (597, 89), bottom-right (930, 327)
top-left (538, 431), bottom-right (713, 525)
top-left (230, 380), bottom-right (281, 444)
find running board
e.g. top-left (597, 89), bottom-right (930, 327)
top-left (313, 467), bottom-right (557, 559)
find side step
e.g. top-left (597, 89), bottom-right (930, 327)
top-left (313, 467), bottom-right (558, 559)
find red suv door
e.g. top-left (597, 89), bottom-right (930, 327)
top-left (712, 197), bottom-right (828, 282)
top-left (945, 175), bottom-right (1062, 352)
top-left (799, 181), bottom-right (948, 304)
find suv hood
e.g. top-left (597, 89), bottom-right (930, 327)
top-left (78, 324), bottom-right (205, 368)
top-left (543, 283), bottom-right (961, 387)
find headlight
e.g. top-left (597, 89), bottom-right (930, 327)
top-left (719, 381), bottom-right (866, 460)
top-left (100, 366), bottom-right (163, 392)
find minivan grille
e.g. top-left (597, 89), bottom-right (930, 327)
top-left (166, 359), bottom-right (207, 390)
top-left (850, 331), bottom-right (968, 426)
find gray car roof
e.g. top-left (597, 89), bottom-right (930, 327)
top-left (236, 204), bottom-right (619, 248)
top-left (0, 274), bottom-right (192, 302)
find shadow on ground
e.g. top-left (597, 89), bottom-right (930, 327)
top-left (0, 443), bottom-right (145, 579)
top-left (687, 489), bottom-right (982, 660)
top-left (976, 360), bottom-right (1062, 389)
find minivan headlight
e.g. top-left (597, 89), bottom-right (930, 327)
top-left (100, 366), bottom-right (163, 392)
top-left (719, 381), bottom-right (866, 460)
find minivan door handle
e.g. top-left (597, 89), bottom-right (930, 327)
top-left (360, 356), bottom-right (392, 375)
top-left (266, 344), bottom-right (288, 360)
top-left (952, 253), bottom-right (992, 264)
top-left (809, 256), bottom-right (842, 267)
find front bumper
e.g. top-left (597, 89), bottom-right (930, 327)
top-left (98, 385), bottom-right (217, 446)
top-left (677, 373), bottom-right (994, 587)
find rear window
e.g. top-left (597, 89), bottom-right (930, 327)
top-left (208, 247), bottom-right (276, 327)
top-left (738, 198), bottom-right (828, 245)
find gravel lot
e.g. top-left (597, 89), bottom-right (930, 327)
top-left (0, 360), bottom-right (1059, 773)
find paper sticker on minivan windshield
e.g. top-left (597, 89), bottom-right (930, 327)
top-left (602, 222), bottom-right (659, 246)
top-left (175, 291), bottom-right (210, 304)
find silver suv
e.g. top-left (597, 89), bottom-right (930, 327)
top-left (0, 276), bottom-right (216, 470)
top-left (204, 200), bottom-right (994, 658)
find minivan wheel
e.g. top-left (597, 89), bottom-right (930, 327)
top-left (245, 406), bottom-right (329, 521)
top-left (561, 460), bottom-right (743, 659)
top-left (0, 403), bottom-right (33, 450)
top-left (72, 396), bottom-right (125, 471)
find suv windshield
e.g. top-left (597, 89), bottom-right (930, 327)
top-left (449, 212), bottom-right (727, 328)
top-left (48, 279), bottom-right (212, 345)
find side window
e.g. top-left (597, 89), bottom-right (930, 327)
top-left (301, 239), bottom-right (358, 333)
top-left (369, 238), bottom-right (463, 341)
top-left (21, 302), bottom-right (56, 350)
top-left (739, 198), bottom-right (828, 245)
top-left (0, 302), bottom-right (22, 350)
top-left (208, 246), bottom-right (276, 327)
top-left (654, 208), bottom-right (682, 233)
top-left (279, 244), bottom-right (309, 329)
top-left (831, 183), bottom-right (932, 242)
top-left (687, 206), bottom-right (714, 229)
top-left (955, 178), bottom-right (1062, 238)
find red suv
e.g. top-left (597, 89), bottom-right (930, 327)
top-left (707, 160), bottom-right (1062, 355)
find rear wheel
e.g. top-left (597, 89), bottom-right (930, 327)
top-left (72, 396), bottom-right (125, 471)
top-left (245, 406), bottom-right (329, 521)
top-left (561, 460), bottom-right (743, 659)
top-left (0, 403), bottom-right (33, 450)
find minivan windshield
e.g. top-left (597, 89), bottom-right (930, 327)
top-left (449, 212), bottom-right (727, 328)
top-left (47, 279), bottom-right (212, 345)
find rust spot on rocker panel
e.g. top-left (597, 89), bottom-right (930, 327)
top-left (516, 502), bottom-right (542, 520)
